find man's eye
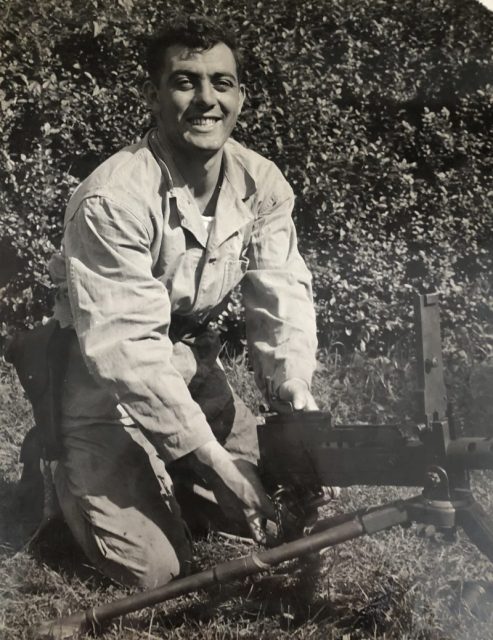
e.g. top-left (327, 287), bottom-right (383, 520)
top-left (175, 78), bottom-right (194, 90)
top-left (214, 80), bottom-right (233, 91)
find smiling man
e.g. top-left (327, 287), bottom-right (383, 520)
top-left (47, 15), bottom-right (318, 589)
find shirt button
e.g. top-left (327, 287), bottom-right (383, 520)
top-left (208, 257), bottom-right (217, 263)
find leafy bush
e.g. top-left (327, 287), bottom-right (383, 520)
top-left (1, 0), bottom-right (492, 360)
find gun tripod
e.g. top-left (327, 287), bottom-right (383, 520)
top-left (32, 461), bottom-right (493, 640)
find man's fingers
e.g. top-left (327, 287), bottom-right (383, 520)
top-left (279, 378), bottom-right (318, 412)
top-left (289, 386), bottom-right (318, 411)
top-left (292, 392), bottom-right (317, 411)
top-left (245, 512), bottom-right (267, 544)
top-left (233, 458), bottom-right (276, 520)
top-left (245, 511), bottom-right (278, 546)
top-left (303, 394), bottom-right (319, 411)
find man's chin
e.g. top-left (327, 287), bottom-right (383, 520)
top-left (183, 135), bottom-right (227, 154)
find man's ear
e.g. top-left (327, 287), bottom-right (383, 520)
top-left (238, 84), bottom-right (246, 114)
top-left (143, 80), bottom-right (160, 114)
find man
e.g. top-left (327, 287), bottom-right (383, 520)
top-left (48, 14), bottom-right (318, 589)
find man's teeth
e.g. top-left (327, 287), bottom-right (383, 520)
top-left (190, 118), bottom-right (218, 125)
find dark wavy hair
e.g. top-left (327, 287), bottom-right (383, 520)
top-left (146, 14), bottom-right (243, 86)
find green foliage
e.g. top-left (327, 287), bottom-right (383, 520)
top-left (0, 0), bottom-right (492, 357)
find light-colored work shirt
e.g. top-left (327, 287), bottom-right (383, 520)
top-left (49, 129), bottom-right (317, 463)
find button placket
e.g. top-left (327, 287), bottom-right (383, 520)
top-left (192, 251), bottom-right (216, 313)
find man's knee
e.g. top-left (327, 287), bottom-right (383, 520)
top-left (116, 533), bottom-right (193, 589)
top-left (55, 460), bottom-right (193, 589)
top-left (83, 520), bottom-right (193, 589)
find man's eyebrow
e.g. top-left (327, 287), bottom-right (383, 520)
top-left (211, 72), bottom-right (237, 80)
top-left (169, 70), bottom-right (238, 81)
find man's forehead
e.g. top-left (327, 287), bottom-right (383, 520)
top-left (163, 42), bottom-right (238, 76)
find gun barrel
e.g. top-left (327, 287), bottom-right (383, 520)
top-left (446, 438), bottom-right (493, 470)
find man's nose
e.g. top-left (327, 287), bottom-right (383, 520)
top-left (194, 81), bottom-right (216, 107)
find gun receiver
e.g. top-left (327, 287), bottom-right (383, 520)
top-left (257, 413), bottom-right (493, 489)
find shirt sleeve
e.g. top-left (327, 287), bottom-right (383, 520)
top-left (64, 195), bottom-right (215, 462)
top-left (241, 165), bottom-right (318, 398)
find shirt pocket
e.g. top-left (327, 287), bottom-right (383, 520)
top-left (194, 255), bottom-right (249, 313)
top-left (218, 256), bottom-right (249, 300)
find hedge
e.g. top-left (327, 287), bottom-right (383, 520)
top-left (0, 0), bottom-right (492, 358)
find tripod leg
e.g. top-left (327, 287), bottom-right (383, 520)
top-left (30, 499), bottom-right (414, 639)
top-left (457, 499), bottom-right (493, 563)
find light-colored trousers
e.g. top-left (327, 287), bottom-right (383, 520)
top-left (54, 333), bottom-right (258, 589)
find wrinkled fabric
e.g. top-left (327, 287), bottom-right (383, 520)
top-left (54, 356), bottom-right (258, 588)
top-left (54, 423), bottom-right (193, 589)
top-left (50, 129), bottom-right (317, 462)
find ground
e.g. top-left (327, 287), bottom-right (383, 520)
top-left (1, 355), bottom-right (493, 640)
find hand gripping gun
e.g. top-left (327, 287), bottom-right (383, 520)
top-left (31, 293), bottom-right (493, 640)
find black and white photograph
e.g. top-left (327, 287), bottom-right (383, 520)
top-left (0, 1), bottom-right (492, 638)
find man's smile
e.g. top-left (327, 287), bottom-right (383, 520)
top-left (187, 116), bottom-right (222, 130)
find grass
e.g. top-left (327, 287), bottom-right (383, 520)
top-left (1, 347), bottom-right (493, 640)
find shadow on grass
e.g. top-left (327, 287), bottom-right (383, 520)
top-left (0, 475), bottom-right (34, 551)
top-left (0, 473), bottom-right (114, 590)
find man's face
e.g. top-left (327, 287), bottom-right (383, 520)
top-left (149, 42), bottom-right (245, 158)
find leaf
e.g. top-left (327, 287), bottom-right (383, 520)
top-left (117, 0), bottom-right (134, 11)
top-left (93, 21), bottom-right (103, 37)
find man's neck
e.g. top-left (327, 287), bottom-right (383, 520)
top-left (176, 151), bottom-right (223, 202)
top-left (157, 131), bottom-right (224, 211)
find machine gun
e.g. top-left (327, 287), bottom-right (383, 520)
top-left (31, 293), bottom-right (493, 639)
top-left (259, 292), bottom-right (493, 555)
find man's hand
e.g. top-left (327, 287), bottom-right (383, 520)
top-left (278, 378), bottom-right (318, 411)
top-left (190, 440), bottom-right (276, 544)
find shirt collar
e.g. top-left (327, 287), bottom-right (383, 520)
top-left (147, 129), bottom-right (257, 249)
top-left (148, 129), bottom-right (257, 199)
top-left (222, 139), bottom-right (257, 203)
top-left (147, 129), bottom-right (184, 194)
